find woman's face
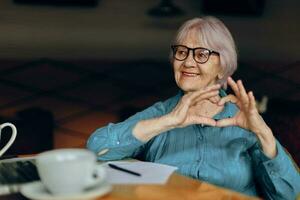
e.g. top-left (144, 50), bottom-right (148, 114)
top-left (173, 32), bottom-right (222, 93)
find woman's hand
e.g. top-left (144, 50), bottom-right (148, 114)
top-left (133, 84), bottom-right (221, 142)
top-left (167, 84), bottom-right (221, 128)
top-left (216, 77), bottom-right (277, 158)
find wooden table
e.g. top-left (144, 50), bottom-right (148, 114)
top-left (99, 172), bottom-right (260, 200)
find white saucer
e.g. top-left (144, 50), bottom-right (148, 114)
top-left (20, 181), bottom-right (112, 200)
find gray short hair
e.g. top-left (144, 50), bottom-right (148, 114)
top-left (171, 16), bottom-right (237, 89)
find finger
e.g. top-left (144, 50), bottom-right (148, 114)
top-left (209, 95), bottom-right (220, 104)
top-left (190, 116), bottom-right (216, 127)
top-left (203, 83), bottom-right (221, 92)
top-left (215, 117), bottom-right (237, 127)
top-left (193, 90), bottom-right (219, 105)
top-left (189, 84), bottom-right (221, 101)
top-left (218, 94), bottom-right (238, 105)
top-left (237, 80), bottom-right (249, 106)
top-left (183, 84), bottom-right (221, 107)
top-left (248, 91), bottom-right (257, 111)
top-left (227, 77), bottom-right (240, 97)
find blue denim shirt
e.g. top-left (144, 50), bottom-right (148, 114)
top-left (87, 90), bottom-right (300, 199)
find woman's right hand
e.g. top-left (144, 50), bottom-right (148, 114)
top-left (167, 84), bottom-right (221, 128)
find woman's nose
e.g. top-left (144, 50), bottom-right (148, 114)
top-left (183, 51), bottom-right (196, 68)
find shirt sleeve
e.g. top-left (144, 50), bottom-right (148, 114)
top-left (86, 102), bottom-right (166, 161)
top-left (249, 140), bottom-right (300, 200)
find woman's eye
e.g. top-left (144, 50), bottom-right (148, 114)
top-left (178, 51), bottom-right (187, 55)
top-left (196, 53), bottom-right (206, 59)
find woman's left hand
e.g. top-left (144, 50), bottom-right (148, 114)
top-left (216, 77), bottom-right (277, 158)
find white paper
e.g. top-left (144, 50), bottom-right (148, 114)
top-left (100, 161), bottom-right (178, 184)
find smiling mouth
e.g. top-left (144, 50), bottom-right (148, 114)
top-left (181, 72), bottom-right (200, 77)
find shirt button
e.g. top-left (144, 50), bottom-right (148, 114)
top-left (267, 162), bottom-right (274, 167)
top-left (198, 135), bottom-right (203, 140)
top-left (117, 141), bottom-right (120, 145)
top-left (270, 170), bottom-right (276, 176)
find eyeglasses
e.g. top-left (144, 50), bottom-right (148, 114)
top-left (171, 45), bottom-right (220, 64)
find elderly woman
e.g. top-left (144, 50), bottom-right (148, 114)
top-left (87, 16), bottom-right (300, 199)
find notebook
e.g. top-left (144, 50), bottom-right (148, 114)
top-left (0, 156), bottom-right (40, 195)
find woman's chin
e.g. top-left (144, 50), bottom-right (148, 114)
top-left (179, 85), bottom-right (203, 93)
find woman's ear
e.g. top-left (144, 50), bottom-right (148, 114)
top-left (217, 73), bottom-right (224, 80)
top-left (217, 65), bottom-right (225, 80)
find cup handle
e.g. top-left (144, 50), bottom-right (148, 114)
top-left (85, 165), bottom-right (106, 188)
top-left (0, 123), bottom-right (17, 157)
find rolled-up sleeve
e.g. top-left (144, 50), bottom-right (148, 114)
top-left (86, 102), bottom-right (166, 161)
top-left (249, 140), bottom-right (300, 200)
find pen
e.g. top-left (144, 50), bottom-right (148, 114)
top-left (108, 163), bottom-right (141, 176)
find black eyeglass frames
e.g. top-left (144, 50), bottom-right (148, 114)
top-left (171, 45), bottom-right (220, 64)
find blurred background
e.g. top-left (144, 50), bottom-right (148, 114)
top-left (0, 0), bottom-right (299, 164)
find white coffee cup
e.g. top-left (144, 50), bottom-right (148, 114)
top-left (0, 122), bottom-right (17, 157)
top-left (36, 148), bottom-right (106, 196)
